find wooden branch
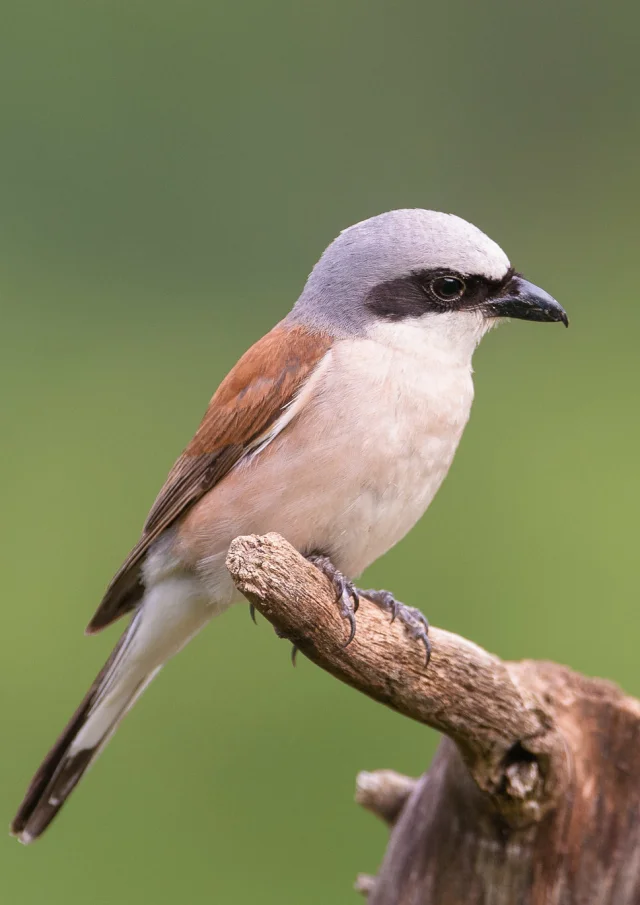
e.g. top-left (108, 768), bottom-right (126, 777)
top-left (355, 770), bottom-right (417, 826)
top-left (226, 533), bottom-right (640, 904)
top-left (226, 532), bottom-right (564, 826)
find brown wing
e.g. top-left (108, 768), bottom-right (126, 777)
top-left (86, 323), bottom-right (333, 634)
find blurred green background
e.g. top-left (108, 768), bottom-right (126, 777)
top-left (1, 1), bottom-right (638, 902)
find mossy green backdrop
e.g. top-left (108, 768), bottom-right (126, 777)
top-left (1, 2), bottom-right (639, 902)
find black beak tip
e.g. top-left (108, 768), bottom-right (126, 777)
top-left (498, 276), bottom-right (569, 329)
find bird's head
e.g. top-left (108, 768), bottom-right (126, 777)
top-left (291, 209), bottom-right (567, 360)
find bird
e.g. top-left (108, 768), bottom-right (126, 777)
top-left (11, 208), bottom-right (568, 844)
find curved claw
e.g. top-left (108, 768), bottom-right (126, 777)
top-left (249, 603), bottom-right (257, 624)
top-left (342, 609), bottom-right (357, 648)
top-left (420, 633), bottom-right (432, 667)
top-left (291, 644), bottom-right (299, 667)
top-left (307, 554), bottom-right (359, 646)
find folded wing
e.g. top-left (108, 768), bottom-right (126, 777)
top-left (86, 323), bottom-right (334, 633)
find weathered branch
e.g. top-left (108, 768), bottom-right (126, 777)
top-left (355, 770), bottom-right (417, 826)
top-left (226, 533), bottom-right (640, 904)
top-left (226, 532), bottom-right (564, 825)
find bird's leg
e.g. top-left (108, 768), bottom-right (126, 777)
top-left (306, 554), bottom-right (359, 647)
top-left (357, 588), bottom-right (431, 666)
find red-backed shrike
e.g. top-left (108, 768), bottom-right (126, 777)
top-left (12, 209), bottom-right (567, 843)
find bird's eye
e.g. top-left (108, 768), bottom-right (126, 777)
top-left (431, 276), bottom-right (466, 303)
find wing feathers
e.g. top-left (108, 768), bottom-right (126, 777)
top-left (86, 324), bottom-right (333, 634)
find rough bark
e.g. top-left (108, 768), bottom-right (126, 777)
top-left (226, 533), bottom-right (640, 904)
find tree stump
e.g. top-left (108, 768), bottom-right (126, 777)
top-left (226, 533), bottom-right (640, 904)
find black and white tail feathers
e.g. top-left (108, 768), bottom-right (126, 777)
top-left (11, 614), bottom-right (157, 843)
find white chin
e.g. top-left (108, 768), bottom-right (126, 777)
top-left (370, 309), bottom-right (494, 365)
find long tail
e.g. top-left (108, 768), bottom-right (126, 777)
top-left (11, 577), bottom-right (211, 843)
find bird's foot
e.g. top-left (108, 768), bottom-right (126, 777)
top-left (306, 554), bottom-right (359, 647)
top-left (249, 605), bottom-right (300, 666)
top-left (357, 588), bottom-right (431, 666)
top-left (273, 624), bottom-right (300, 666)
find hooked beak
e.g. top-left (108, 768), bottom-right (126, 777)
top-left (484, 275), bottom-right (569, 327)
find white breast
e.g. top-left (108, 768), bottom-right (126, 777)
top-left (169, 315), bottom-right (479, 605)
top-left (301, 320), bottom-right (476, 575)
